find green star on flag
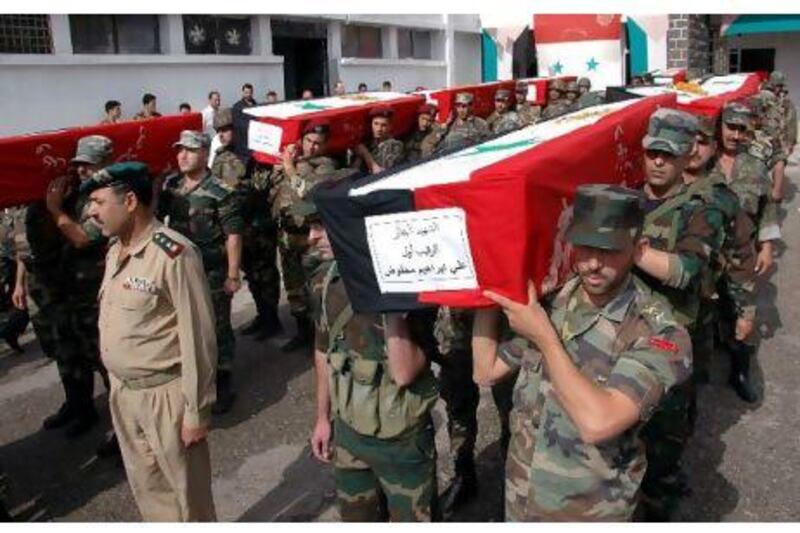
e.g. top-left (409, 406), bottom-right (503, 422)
top-left (550, 61), bottom-right (564, 75)
top-left (586, 57), bottom-right (599, 71)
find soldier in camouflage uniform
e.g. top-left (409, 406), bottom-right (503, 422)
top-left (1, 208), bottom-right (28, 353)
top-left (211, 108), bottom-right (282, 341)
top-left (158, 130), bottom-right (244, 414)
top-left (486, 89), bottom-right (524, 136)
top-left (403, 104), bottom-right (440, 164)
top-left (769, 71), bottom-right (797, 152)
top-left (514, 82), bottom-right (541, 126)
top-left (682, 115), bottom-right (758, 386)
top-left (577, 77), bottom-right (591, 96)
top-left (710, 102), bottom-right (781, 403)
top-left (305, 197), bottom-right (439, 522)
top-left (14, 136), bottom-right (114, 437)
top-left (575, 76), bottom-right (606, 111)
top-left (763, 72), bottom-right (796, 201)
top-left (421, 92), bottom-right (490, 156)
top-left (270, 120), bottom-right (346, 353)
top-left (353, 107), bottom-right (406, 174)
top-left (632, 109), bottom-right (727, 520)
top-left (564, 81), bottom-right (581, 106)
top-left (540, 79), bottom-right (573, 121)
top-left (472, 184), bottom-right (692, 521)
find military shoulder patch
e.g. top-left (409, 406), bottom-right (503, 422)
top-left (152, 232), bottom-right (185, 259)
top-left (648, 337), bottom-right (680, 353)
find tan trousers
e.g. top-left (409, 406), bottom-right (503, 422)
top-left (109, 374), bottom-right (216, 521)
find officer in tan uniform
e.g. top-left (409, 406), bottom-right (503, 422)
top-left (86, 162), bottom-right (217, 521)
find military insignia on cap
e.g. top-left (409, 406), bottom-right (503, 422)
top-left (153, 232), bottom-right (184, 259)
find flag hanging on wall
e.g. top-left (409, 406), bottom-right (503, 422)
top-left (534, 14), bottom-right (624, 90)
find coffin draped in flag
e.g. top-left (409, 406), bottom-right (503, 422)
top-left (426, 81), bottom-right (516, 123)
top-left (0, 114), bottom-right (201, 209)
top-left (315, 93), bottom-right (676, 313)
top-left (512, 76), bottom-right (577, 106)
top-left (245, 92), bottom-right (424, 165)
top-left (534, 14), bottom-right (624, 90)
top-left (624, 72), bottom-right (764, 117)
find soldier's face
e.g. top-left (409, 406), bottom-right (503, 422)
top-left (688, 134), bottom-right (717, 171)
top-left (88, 187), bottom-right (134, 238)
top-left (177, 147), bottom-right (208, 174)
top-left (418, 113), bottom-right (433, 131)
top-left (644, 149), bottom-right (689, 189)
top-left (302, 133), bottom-right (327, 158)
top-left (145, 100), bottom-right (157, 113)
top-left (721, 122), bottom-right (748, 152)
top-left (548, 89), bottom-right (560, 101)
top-left (574, 242), bottom-right (634, 297)
top-left (579, 86), bottom-right (590, 95)
top-left (455, 103), bottom-right (470, 120)
top-left (516, 92), bottom-right (527, 104)
top-left (494, 99), bottom-right (509, 113)
top-left (217, 127), bottom-right (234, 147)
top-left (243, 87), bottom-right (253, 100)
top-left (566, 91), bottom-right (578, 102)
top-left (110, 106), bottom-right (122, 119)
top-left (309, 222), bottom-right (334, 260)
top-left (372, 117), bottom-right (391, 141)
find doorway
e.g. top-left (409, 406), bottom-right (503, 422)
top-left (271, 19), bottom-right (328, 100)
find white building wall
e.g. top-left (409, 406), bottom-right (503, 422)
top-left (453, 32), bottom-right (482, 86)
top-left (730, 31), bottom-right (800, 110)
top-left (337, 58), bottom-right (448, 92)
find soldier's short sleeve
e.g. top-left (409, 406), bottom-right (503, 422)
top-left (217, 187), bottom-right (245, 236)
top-left (496, 316), bottom-right (531, 370)
top-left (607, 325), bottom-right (692, 421)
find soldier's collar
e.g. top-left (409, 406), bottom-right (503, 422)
top-left (561, 274), bottom-right (636, 323)
top-left (128, 220), bottom-right (160, 257)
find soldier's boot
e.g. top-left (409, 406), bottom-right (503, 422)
top-left (241, 315), bottom-right (265, 336)
top-left (728, 343), bottom-right (758, 403)
top-left (212, 370), bottom-right (236, 415)
top-left (281, 314), bottom-right (313, 353)
top-left (43, 375), bottom-right (78, 430)
top-left (96, 432), bottom-right (121, 459)
top-left (2, 308), bottom-right (29, 354)
top-left (441, 457), bottom-right (478, 517)
top-left (65, 375), bottom-right (99, 439)
top-left (254, 306), bottom-right (283, 342)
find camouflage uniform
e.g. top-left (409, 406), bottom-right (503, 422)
top-left (159, 132), bottom-right (244, 373)
top-left (1, 208), bottom-right (28, 348)
top-left (403, 127), bottom-right (438, 164)
top-left (515, 82), bottom-right (540, 126)
top-left (499, 274), bottom-right (691, 521)
top-left (486, 109), bottom-right (524, 136)
top-left (540, 80), bottom-right (574, 121)
top-left (270, 155), bottom-right (340, 322)
top-left (575, 90), bottom-right (607, 110)
top-left (769, 71), bottom-right (797, 150)
top-left (364, 137), bottom-right (405, 171)
top-left (211, 108), bottom-right (281, 329)
top-left (421, 115), bottom-right (490, 155)
top-left (313, 260), bottom-right (439, 521)
top-left (635, 110), bottom-right (726, 520)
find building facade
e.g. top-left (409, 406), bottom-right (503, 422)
top-left (0, 14), bottom-right (482, 136)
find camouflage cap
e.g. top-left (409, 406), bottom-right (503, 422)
top-left (642, 108), bottom-right (699, 155)
top-left (746, 96), bottom-right (765, 115)
top-left (173, 130), bottom-right (211, 150)
top-left (577, 77), bottom-right (591, 88)
top-left (695, 114), bottom-right (717, 138)
top-left (565, 184), bottom-right (644, 251)
top-left (515, 81), bottom-right (528, 93)
top-left (455, 92), bottom-right (474, 105)
top-left (288, 198), bottom-right (321, 223)
top-left (549, 79), bottom-right (566, 92)
top-left (759, 89), bottom-right (777, 103)
top-left (70, 135), bottom-right (113, 166)
top-left (721, 101), bottom-right (754, 127)
top-left (494, 89), bottom-right (512, 101)
top-left (81, 161), bottom-right (151, 195)
top-left (213, 107), bottom-right (234, 130)
top-left (565, 81), bottom-right (580, 94)
top-left (769, 70), bottom-right (786, 85)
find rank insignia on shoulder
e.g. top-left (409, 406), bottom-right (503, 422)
top-left (153, 232), bottom-right (184, 259)
top-left (649, 337), bottom-right (679, 353)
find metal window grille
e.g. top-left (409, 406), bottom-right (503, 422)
top-left (0, 15), bottom-right (52, 54)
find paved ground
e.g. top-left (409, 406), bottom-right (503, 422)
top-left (1, 153), bottom-right (798, 522)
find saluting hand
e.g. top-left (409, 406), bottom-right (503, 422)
top-left (483, 281), bottom-right (556, 347)
top-left (45, 175), bottom-right (69, 214)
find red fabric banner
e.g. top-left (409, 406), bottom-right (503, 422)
top-left (249, 94), bottom-right (425, 165)
top-left (533, 14), bottom-right (623, 43)
top-left (413, 94), bottom-right (676, 307)
top-left (0, 114), bottom-right (201, 209)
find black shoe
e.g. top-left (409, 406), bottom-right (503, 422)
top-left (253, 308), bottom-right (284, 341)
top-left (281, 316), bottom-right (313, 353)
top-left (43, 403), bottom-right (75, 430)
top-left (441, 472), bottom-right (478, 517)
top-left (96, 433), bottom-right (121, 458)
top-left (729, 372), bottom-right (758, 403)
top-left (212, 371), bottom-right (236, 415)
top-left (3, 335), bottom-right (23, 354)
top-left (64, 409), bottom-right (99, 439)
top-left (241, 315), bottom-right (264, 336)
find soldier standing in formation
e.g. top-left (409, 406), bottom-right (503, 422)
top-left (514, 82), bottom-right (541, 126)
top-left (421, 92), bottom-right (490, 155)
top-left (87, 162), bottom-right (217, 521)
top-left (403, 104), bottom-right (440, 164)
top-left (540, 79), bottom-right (572, 120)
top-left (486, 89), bottom-right (524, 135)
top-left (159, 131), bottom-right (243, 414)
top-left (1, 208), bottom-right (27, 353)
top-left (353, 107), bottom-right (406, 174)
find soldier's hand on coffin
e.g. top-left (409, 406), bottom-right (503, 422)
top-left (45, 175), bottom-right (70, 214)
top-left (484, 281), bottom-right (557, 348)
top-left (735, 317), bottom-right (754, 342)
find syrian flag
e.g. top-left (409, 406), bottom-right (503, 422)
top-left (534, 14), bottom-right (624, 91)
top-left (244, 92), bottom-right (424, 165)
top-left (315, 93), bottom-right (676, 312)
top-left (0, 114), bottom-right (201, 209)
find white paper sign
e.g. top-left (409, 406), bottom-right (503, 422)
top-left (248, 121), bottom-right (284, 156)
top-left (527, 84), bottom-right (538, 103)
top-left (365, 208), bottom-right (478, 293)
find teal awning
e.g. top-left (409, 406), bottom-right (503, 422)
top-left (723, 14), bottom-right (800, 37)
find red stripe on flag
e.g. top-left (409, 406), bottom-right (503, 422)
top-left (413, 93), bottom-right (676, 308)
top-left (0, 114), bottom-right (201, 209)
top-left (533, 14), bottom-right (622, 44)
top-left (677, 72), bottom-right (763, 118)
